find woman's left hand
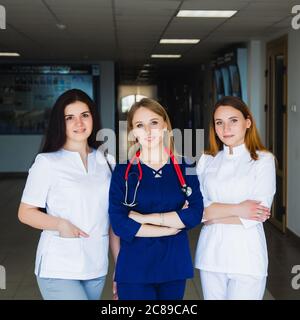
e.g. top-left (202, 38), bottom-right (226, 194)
top-left (113, 281), bottom-right (118, 300)
top-left (129, 211), bottom-right (145, 224)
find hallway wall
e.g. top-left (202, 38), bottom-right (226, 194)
top-left (247, 40), bottom-right (266, 143)
top-left (287, 29), bottom-right (300, 237)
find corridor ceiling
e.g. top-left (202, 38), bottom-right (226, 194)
top-left (0, 0), bottom-right (297, 80)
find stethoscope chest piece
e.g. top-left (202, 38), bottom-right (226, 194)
top-left (182, 185), bottom-right (192, 197)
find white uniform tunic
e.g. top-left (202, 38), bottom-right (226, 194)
top-left (21, 149), bottom-right (111, 280)
top-left (195, 144), bottom-right (276, 277)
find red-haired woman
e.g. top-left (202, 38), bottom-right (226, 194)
top-left (195, 96), bottom-right (276, 300)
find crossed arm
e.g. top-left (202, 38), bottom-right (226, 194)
top-left (129, 200), bottom-right (271, 227)
top-left (202, 200), bottom-right (271, 225)
top-left (128, 200), bottom-right (189, 237)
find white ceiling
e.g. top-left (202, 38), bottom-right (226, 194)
top-left (0, 0), bottom-right (297, 80)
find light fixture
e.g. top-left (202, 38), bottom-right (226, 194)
top-left (160, 39), bottom-right (200, 44)
top-left (140, 70), bottom-right (150, 73)
top-left (0, 52), bottom-right (20, 56)
top-left (151, 54), bottom-right (181, 58)
top-left (177, 10), bottom-right (237, 18)
top-left (56, 23), bottom-right (66, 30)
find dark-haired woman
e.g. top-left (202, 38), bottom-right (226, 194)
top-left (18, 89), bottom-right (117, 300)
top-left (195, 96), bottom-right (276, 300)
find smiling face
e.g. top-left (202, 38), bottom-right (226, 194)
top-left (214, 105), bottom-right (251, 148)
top-left (64, 101), bottom-right (93, 144)
top-left (131, 107), bottom-right (167, 150)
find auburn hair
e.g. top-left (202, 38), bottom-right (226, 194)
top-left (206, 96), bottom-right (268, 160)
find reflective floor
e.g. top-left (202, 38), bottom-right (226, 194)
top-left (0, 178), bottom-right (299, 300)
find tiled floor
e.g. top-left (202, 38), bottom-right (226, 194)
top-left (0, 178), bottom-right (299, 300)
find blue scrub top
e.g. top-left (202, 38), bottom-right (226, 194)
top-left (108, 156), bottom-right (204, 284)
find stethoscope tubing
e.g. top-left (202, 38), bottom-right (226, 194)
top-left (123, 147), bottom-right (192, 207)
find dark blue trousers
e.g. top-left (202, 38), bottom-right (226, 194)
top-left (117, 279), bottom-right (186, 300)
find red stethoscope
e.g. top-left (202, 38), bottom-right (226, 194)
top-left (123, 147), bottom-right (192, 207)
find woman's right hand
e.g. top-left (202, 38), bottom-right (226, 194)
top-left (57, 218), bottom-right (89, 238)
top-left (236, 200), bottom-right (271, 222)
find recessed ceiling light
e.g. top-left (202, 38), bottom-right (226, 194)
top-left (140, 70), bottom-right (150, 73)
top-left (56, 23), bottom-right (66, 30)
top-left (177, 10), bottom-right (237, 18)
top-left (160, 39), bottom-right (200, 44)
top-left (151, 54), bottom-right (181, 58)
top-left (0, 52), bottom-right (20, 56)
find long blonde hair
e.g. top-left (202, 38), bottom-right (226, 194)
top-left (207, 96), bottom-right (268, 160)
top-left (127, 98), bottom-right (175, 158)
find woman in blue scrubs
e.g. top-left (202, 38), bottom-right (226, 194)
top-left (109, 98), bottom-right (204, 300)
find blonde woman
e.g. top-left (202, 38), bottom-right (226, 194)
top-left (109, 98), bottom-right (203, 300)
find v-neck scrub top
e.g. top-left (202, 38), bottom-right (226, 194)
top-left (109, 157), bottom-right (204, 284)
top-left (21, 149), bottom-right (111, 280)
top-left (195, 144), bottom-right (276, 277)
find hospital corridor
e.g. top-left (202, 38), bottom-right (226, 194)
top-left (0, 0), bottom-right (300, 301)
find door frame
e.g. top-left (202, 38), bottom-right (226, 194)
top-left (265, 35), bottom-right (288, 233)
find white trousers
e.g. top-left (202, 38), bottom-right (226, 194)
top-left (200, 270), bottom-right (267, 300)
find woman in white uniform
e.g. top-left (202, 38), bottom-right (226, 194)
top-left (18, 89), bottom-right (116, 300)
top-left (195, 96), bottom-right (276, 300)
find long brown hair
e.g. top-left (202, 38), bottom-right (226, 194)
top-left (127, 98), bottom-right (175, 158)
top-left (206, 96), bottom-right (268, 160)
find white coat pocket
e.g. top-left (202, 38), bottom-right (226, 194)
top-left (81, 234), bottom-right (109, 276)
top-left (44, 236), bottom-right (84, 275)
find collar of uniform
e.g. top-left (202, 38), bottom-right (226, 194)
top-left (223, 143), bottom-right (248, 158)
top-left (60, 148), bottom-right (95, 173)
top-left (60, 148), bottom-right (94, 157)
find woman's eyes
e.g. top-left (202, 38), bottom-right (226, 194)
top-left (215, 119), bottom-right (238, 126)
top-left (65, 113), bottom-right (90, 121)
top-left (136, 121), bottom-right (159, 128)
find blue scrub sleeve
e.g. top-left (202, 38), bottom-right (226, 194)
top-left (109, 166), bottom-right (142, 243)
top-left (176, 165), bottom-right (204, 230)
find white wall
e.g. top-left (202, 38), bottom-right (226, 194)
top-left (0, 135), bottom-right (43, 172)
top-left (287, 30), bottom-right (300, 237)
top-left (247, 40), bottom-right (266, 143)
top-left (0, 61), bottom-right (115, 172)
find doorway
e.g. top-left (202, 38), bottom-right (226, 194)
top-left (265, 36), bottom-right (288, 232)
